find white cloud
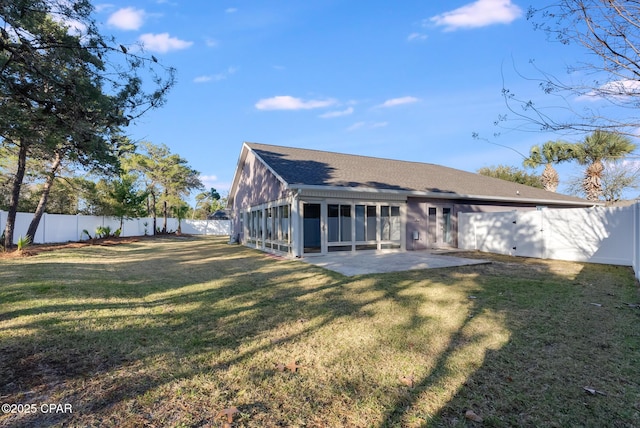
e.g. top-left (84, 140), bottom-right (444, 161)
top-left (255, 96), bottom-right (336, 111)
top-left (193, 67), bottom-right (237, 83)
top-left (347, 122), bottom-right (366, 131)
top-left (107, 7), bottom-right (145, 31)
top-left (138, 33), bottom-right (193, 53)
top-left (378, 96), bottom-right (419, 108)
top-left (577, 79), bottom-right (640, 101)
top-left (226, 8), bottom-right (238, 13)
top-left (347, 121), bottom-right (389, 132)
top-left (200, 175), bottom-right (231, 193)
top-left (407, 32), bottom-right (428, 42)
top-left (199, 174), bottom-right (218, 184)
top-left (194, 76), bottom-right (213, 83)
top-left (430, 0), bottom-right (522, 31)
top-left (94, 4), bottom-right (115, 13)
top-left (48, 1), bottom-right (88, 35)
top-left (58, 17), bottom-right (87, 35)
top-left (319, 107), bottom-right (354, 118)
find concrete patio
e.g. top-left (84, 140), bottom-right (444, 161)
top-left (300, 250), bottom-right (490, 276)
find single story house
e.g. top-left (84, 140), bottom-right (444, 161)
top-left (228, 142), bottom-right (596, 257)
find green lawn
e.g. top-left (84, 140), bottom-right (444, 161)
top-left (0, 236), bottom-right (638, 427)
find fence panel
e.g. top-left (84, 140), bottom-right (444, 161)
top-left (78, 215), bottom-right (102, 239)
top-left (119, 218), bottom-right (140, 237)
top-left (543, 206), bottom-right (633, 266)
top-left (183, 220), bottom-right (232, 235)
top-left (15, 212), bottom-right (43, 244)
top-left (458, 211), bottom-right (517, 255)
top-left (514, 210), bottom-right (544, 259)
top-left (0, 211), bottom-right (231, 245)
top-left (459, 205), bottom-right (636, 268)
top-left (43, 213), bottom-right (79, 243)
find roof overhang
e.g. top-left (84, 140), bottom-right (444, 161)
top-left (229, 142), bottom-right (600, 209)
top-left (291, 184), bottom-right (600, 207)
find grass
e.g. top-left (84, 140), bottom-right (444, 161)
top-left (0, 236), bottom-right (638, 427)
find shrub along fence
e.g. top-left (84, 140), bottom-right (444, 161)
top-left (459, 203), bottom-right (640, 280)
top-left (0, 211), bottom-right (231, 245)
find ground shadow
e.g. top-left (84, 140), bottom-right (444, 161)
top-left (376, 256), bottom-right (640, 427)
top-left (1, 238), bottom-right (638, 427)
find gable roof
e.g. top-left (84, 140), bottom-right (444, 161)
top-left (231, 142), bottom-right (595, 206)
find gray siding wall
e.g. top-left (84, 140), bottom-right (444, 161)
top-left (231, 150), bottom-right (289, 238)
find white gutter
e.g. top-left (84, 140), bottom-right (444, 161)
top-left (290, 184), bottom-right (599, 207)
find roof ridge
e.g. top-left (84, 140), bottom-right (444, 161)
top-left (246, 141), bottom-right (444, 168)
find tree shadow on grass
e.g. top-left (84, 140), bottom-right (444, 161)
top-left (1, 240), bottom-right (638, 427)
top-left (377, 259), bottom-right (640, 428)
top-left (0, 237), bottom-right (382, 426)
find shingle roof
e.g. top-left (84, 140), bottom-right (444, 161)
top-left (246, 142), bottom-right (594, 205)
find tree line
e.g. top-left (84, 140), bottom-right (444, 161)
top-left (479, 130), bottom-right (638, 203)
top-left (0, 1), bottom-right (214, 249)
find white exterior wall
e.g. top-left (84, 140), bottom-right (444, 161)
top-left (459, 205), bottom-right (637, 275)
top-left (0, 211), bottom-right (230, 245)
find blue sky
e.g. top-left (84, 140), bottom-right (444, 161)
top-left (92, 0), bottom-right (626, 200)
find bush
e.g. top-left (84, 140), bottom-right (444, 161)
top-left (95, 226), bottom-right (113, 239)
top-left (16, 235), bottom-right (31, 252)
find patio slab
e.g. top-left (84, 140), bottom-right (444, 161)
top-left (301, 251), bottom-right (490, 276)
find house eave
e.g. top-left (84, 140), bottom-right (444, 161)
top-left (291, 184), bottom-right (598, 207)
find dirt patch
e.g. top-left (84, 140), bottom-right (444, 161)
top-left (0, 235), bottom-right (158, 259)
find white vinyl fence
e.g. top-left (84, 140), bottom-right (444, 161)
top-left (459, 203), bottom-right (640, 280)
top-left (0, 210), bottom-right (231, 245)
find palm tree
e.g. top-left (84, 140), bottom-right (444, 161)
top-left (171, 203), bottom-right (190, 235)
top-left (571, 131), bottom-right (637, 201)
top-left (523, 140), bottom-right (573, 192)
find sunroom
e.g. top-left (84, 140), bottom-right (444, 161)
top-left (241, 196), bottom-right (404, 257)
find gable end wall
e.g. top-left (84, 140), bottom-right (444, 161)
top-left (231, 150), bottom-right (289, 237)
